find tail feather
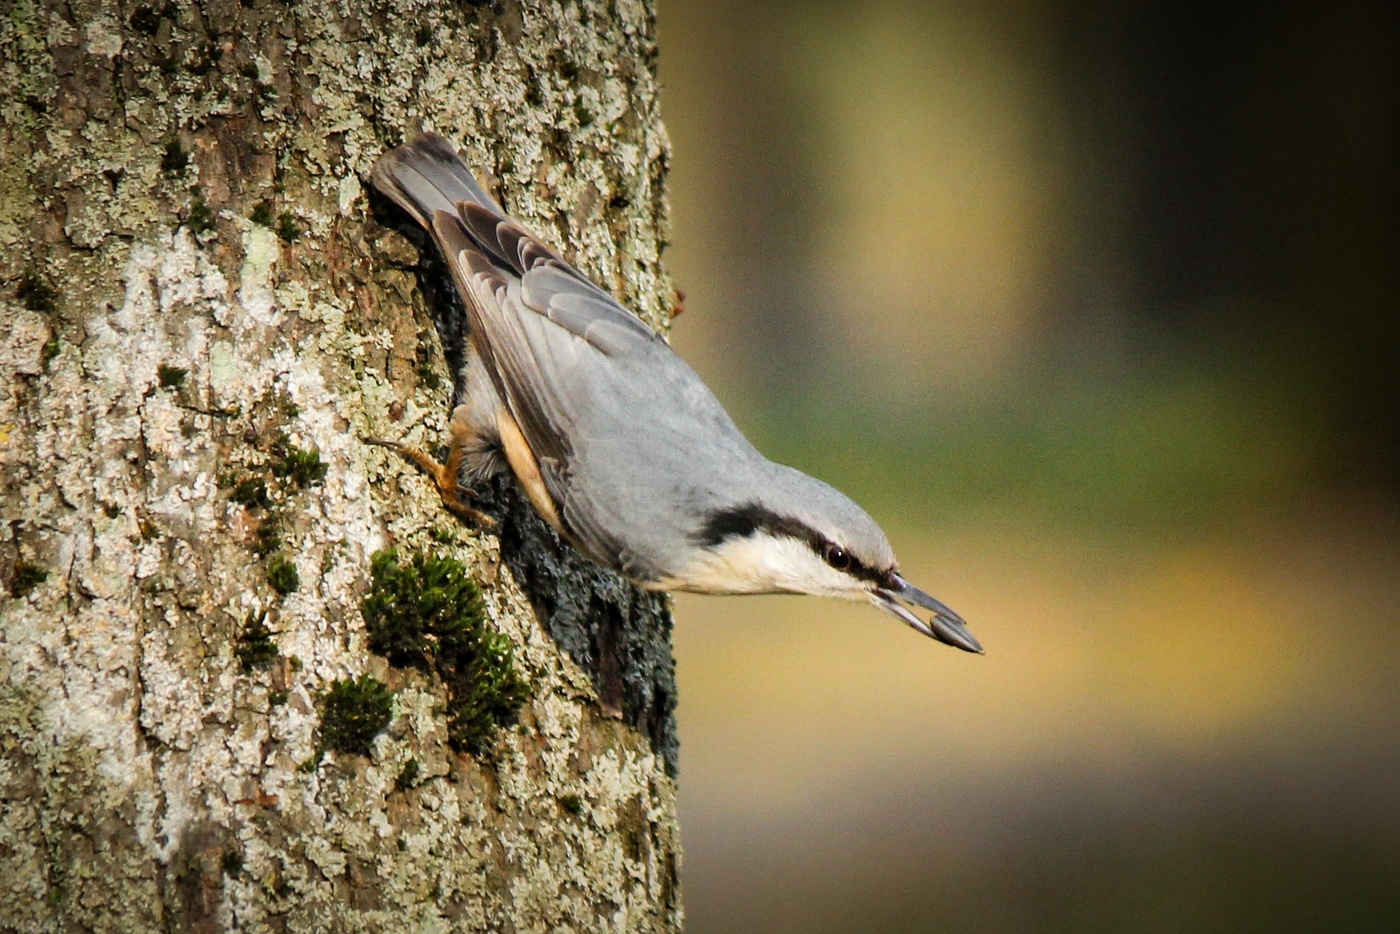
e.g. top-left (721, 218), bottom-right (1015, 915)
top-left (370, 133), bottom-right (504, 230)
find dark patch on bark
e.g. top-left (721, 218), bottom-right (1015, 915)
top-left (164, 822), bottom-right (231, 934)
top-left (485, 478), bottom-right (679, 776)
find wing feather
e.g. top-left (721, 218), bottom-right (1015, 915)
top-left (376, 135), bottom-right (672, 569)
top-left (370, 134), bottom-right (505, 226)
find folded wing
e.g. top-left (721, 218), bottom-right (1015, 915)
top-left (373, 134), bottom-right (669, 568)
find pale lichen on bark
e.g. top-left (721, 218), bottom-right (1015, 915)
top-left (0, 0), bottom-right (681, 930)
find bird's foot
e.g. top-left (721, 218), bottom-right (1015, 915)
top-left (366, 437), bottom-right (496, 527)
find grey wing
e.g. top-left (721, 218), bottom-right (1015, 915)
top-left (453, 200), bottom-right (661, 354)
top-left (371, 133), bottom-right (674, 571)
top-left (370, 133), bottom-right (506, 227)
top-left (430, 205), bottom-right (669, 570)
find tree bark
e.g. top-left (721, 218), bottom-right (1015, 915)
top-left (0, 1), bottom-right (681, 930)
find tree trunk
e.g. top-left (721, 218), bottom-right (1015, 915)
top-left (0, 1), bottom-right (681, 930)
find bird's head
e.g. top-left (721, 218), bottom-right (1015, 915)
top-left (683, 470), bottom-right (983, 653)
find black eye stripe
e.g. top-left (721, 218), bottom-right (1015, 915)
top-left (695, 502), bottom-right (810, 547)
top-left (695, 502), bottom-right (890, 585)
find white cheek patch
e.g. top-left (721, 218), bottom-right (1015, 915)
top-left (672, 534), bottom-right (868, 599)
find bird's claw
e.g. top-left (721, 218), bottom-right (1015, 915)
top-left (365, 436), bottom-right (496, 527)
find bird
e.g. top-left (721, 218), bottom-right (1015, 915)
top-left (368, 133), bottom-right (983, 654)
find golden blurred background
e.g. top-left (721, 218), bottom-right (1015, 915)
top-left (653, 1), bottom-right (1400, 930)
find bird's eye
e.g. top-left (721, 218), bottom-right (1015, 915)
top-left (822, 542), bottom-right (852, 571)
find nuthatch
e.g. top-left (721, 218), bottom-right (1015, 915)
top-left (370, 134), bottom-right (982, 653)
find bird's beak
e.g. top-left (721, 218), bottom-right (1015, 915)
top-left (873, 574), bottom-right (984, 654)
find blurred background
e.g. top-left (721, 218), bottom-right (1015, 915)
top-left (653, 1), bottom-right (1400, 930)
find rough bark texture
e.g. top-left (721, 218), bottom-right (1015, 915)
top-left (0, 0), bottom-right (681, 930)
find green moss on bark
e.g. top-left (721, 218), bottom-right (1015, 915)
top-left (265, 554), bottom-right (299, 595)
top-left (319, 675), bottom-right (394, 757)
top-left (156, 364), bottom-right (187, 388)
top-left (17, 273), bottom-right (56, 313)
top-left (363, 549), bottom-right (530, 753)
top-left (235, 611), bottom-right (279, 672)
top-left (270, 439), bottom-right (327, 488)
top-left (10, 561), bottom-right (48, 597)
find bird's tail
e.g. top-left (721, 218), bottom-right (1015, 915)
top-left (369, 133), bottom-right (505, 231)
